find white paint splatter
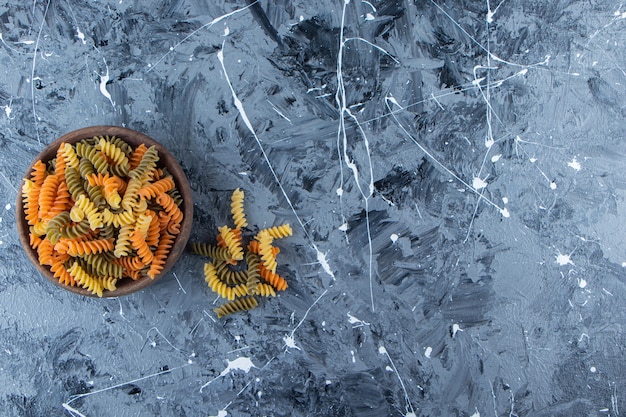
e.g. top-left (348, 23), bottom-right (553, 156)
top-left (502, 197), bottom-right (509, 204)
top-left (208, 410), bottom-right (228, 417)
top-left (568, 157), bottom-right (581, 171)
top-left (472, 177), bottom-right (488, 190)
top-left (485, 137), bottom-right (494, 148)
top-left (452, 323), bottom-right (463, 337)
top-left (336, 187), bottom-right (343, 196)
top-left (578, 278), bottom-right (587, 288)
top-left (98, 63), bottom-right (115, 107)
top-left (350, 350), bottom-right (356, 363)
top-left (338, 223), bottom-right (348, 232)
top-left (365, 13), bottom-right (375, 20)
top-left (390, 233), bottom-right (399, 243)
top-left (347, 312), bottom-right (370, 327)
top-left (500, 207), bottom-right (510, 218)
top-left (223, 26), bottom-right (230, 36)
top-left (550, 181), bottom-right (557, 190)
top-left (424, 347), bottom-right (432, 358)
top-left (200, 357), bottom-right (256, 392)
top-left (590, 366), bottom-right (597, 373)
top-left (2, 104), bottom-right (12, 118)
top-left (5, 203), bottom-right (10, 210)
top-left (315, 250), bottom-right (335, 279)
top-left (283, 335), bottom-right (301, 350)
top-left (622, 262), bottom-right (626, 268)
top-left (556, 252), bottom-right (574, 266)
top-left (221, 357), bottom-right (255, 377)
top-left (378, 346), bottom-right (387, 355)
top-left (470, 410), bottom-right (481, 417)
top-left (76, 27), bottom-right (86, 44)
top-left (529, 157), bottom-right (537, 163)
top-left (491, 154), bottom-right (501, 162)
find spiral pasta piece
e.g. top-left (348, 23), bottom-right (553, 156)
top-left (30, 160), bottom-right (47, 186)
top-left (83, 253), bottom-right (124, 278)
top-left (130, 229), bottom-right (153, 264)
top-left (230, 187), bottom-right (247, 229)
top-left (218, 226), bottom-right (244, 261)
top-left (22, 179), bottom-right (41, 225)
top-left (156, 192), bottom-right (183, 227)
top-left (128, 143), bottom-right (148, 170)
top-left (73, 194), bottom-right (103, 230)
top-left (60, 142), bottom-right (80, 170)
top-left (147, 232), bottom-right (175, 279)
top-left (129, 145), bottom-right (158, 180)
top-left (255, 283), bottom-right (276, 297)
top-left (255, 230), bottom-right (277, 273)
top-left (137, 177), bottom-right (175, 199)
top-left (213, 296), bottom-right (258, 318)
top-left (50, 260), bottom-right (75, 286)
top-left (102, 208), bottom-right (135, 228)
top-left (245, 252), bottom-right (261, 295)
top-left (75, 142), bottom-right (109, 175)
top-left (189, 242), bottom-right (233, 261)
top-left (263, 224), bottom-right (293, 239)
top-left (258, 262), bottom-right (288, 291)
top-left (38, 174), bottom-right (60, 220)
top-left (95, 136), bottom-right (130, 176)
top-left (46, 211), bottom-right (71, 244)
top-left (214, 260), bottom-right (248, 285)
top-left (144, 211), bottom-right (161, 247)
top-left (67, 261), bottom-right (105, 297)
top-left (47, 181), bottom-right (72, 219)
top-left (55, 237), bottom-right (114, 256)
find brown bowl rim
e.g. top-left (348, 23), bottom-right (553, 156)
top-left (16, 126), bottom-right (193, 297)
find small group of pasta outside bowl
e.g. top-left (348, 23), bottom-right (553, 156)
top-left (16, 126), bottom-right (194, 297)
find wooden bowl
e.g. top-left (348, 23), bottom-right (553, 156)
top-left (16, 126), bottom-right (193, 297)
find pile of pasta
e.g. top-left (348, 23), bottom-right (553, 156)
top-left (21, 135), bottom-right (184, 297)
top-left (189, 188), bottom-right (292, 318)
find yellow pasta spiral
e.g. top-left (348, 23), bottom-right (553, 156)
top-left (67, 261), bottom-right (105, 297)
top-left (230, 187), bottom-right (247, 228)
top-left (218, 225), bottom-right (244, 261)
top-left (73, 194), bottom-right (103, 230)
top-left (264, 224), bottom-right (293, 239)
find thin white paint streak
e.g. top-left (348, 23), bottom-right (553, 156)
top-left (217, 45), bottom-right (335, 279)
top-left (64, 362), bottom-right (191, 406)
top-left (386, 97), bottom-right (507, 215)
top-left (290, 289), bottom-right (328, 337)
top-left (378, 345), bottom-right (417, 416)
top-left (172, 272), bottom-right (187, 294)
top-left (30, 0), bottom-right (52, 145)
top-left (147, 2), bottom-right (258, 72)
top-left (344, 37), bottom-right (400, 64)
top-left (336, 0), bottom-right (375, 311)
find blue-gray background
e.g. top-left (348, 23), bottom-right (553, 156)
top-left (0, 1), bottom-right (624, 416)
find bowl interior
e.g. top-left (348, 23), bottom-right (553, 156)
top-left (16, 126), bottom-right (193, 297)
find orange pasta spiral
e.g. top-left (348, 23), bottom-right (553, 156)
top-left (137, 177), bottom-right (175, 199)
top-left (130, 229), bottom-right (153, 264)
top-left (54, 237), bottom-right (115, 256)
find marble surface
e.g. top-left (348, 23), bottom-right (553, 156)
top-left (0, 1), bottom-right (625, 416)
